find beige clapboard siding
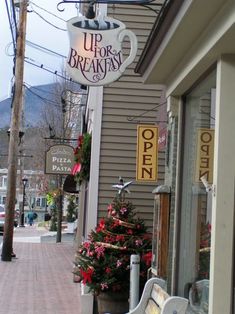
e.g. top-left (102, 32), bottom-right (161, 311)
top-left (107, 82), bottom-right (164, 90)
top-left (97, 5), bottom-right (165, 229)
top-left (98, 173), bottom-right (165, 184)
top-left (102, 115), bottom-right (157, 124)
top-left (102, 100), bottom-right (161, 109)
top-left (104, 88), bottom-right (162, 98)
top-left (99, 155), bottom-right (165, 179)
top-left (99, 154), bottom-right (165, 167)
top-left (103, 94), bottom-right (161, 104)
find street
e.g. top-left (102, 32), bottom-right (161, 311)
top-left (0, 225), bottom-right (45, 253)
top-left (0, 224), bottom-right (75, 253)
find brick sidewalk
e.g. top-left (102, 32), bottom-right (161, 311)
top-left (0, 226), bottom-right (82, 314)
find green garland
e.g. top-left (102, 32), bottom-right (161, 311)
top-left (73, 133), bottom-right (92, 185)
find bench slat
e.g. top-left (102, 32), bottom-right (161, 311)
top-left (127, 278), bottom-right (188, 314)
top-left (151, 284), bottom-right (169, 308)
top-left (145, 299), bottom-right (161, 314)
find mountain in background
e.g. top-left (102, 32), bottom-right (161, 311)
top-left (0, 81), bottom-right (83, 169)
top-left (0, 83), bottom-right (60, 128)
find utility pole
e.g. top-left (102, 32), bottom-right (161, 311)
top-left (1, 0), bottom-right (27, 261)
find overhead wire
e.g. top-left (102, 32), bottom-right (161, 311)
top-left (24, 58), bottom-right (76, 84)
top-left (24, 84), bottom-right (63, 106)
top-left (26, 40), bottom-right (66, 58)
top-left (24, 84), bottom-right (86, 109)
top-left (4, 0), bottom-right (17, 54)
top-left (4, 0), bottom-right (18, 101)
top-left (5, 42), bottom-right (15, 57)
top-left (24, 82), bottom-right (84, 98)
top-left (4, 2), bottom-right (80, 100)
top-left (24, 82), bottom-right (63, 97)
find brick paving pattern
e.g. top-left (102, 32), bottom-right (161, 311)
top-left (0, 227), bottom-right (81, 314)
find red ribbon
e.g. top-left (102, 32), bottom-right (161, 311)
top-left (80, 268), bottom-right (94, 284)
top-left (72, 163), bottom-right (81, 175)
top-left (142, 252), bottom-right (152, 267)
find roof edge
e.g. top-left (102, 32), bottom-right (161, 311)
top-left (135, 0), bottom-right (185, 75)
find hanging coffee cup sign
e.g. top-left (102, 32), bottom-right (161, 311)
top-left (67, 15), bottom-right (138, 86)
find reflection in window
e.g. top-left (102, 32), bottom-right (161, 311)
top-left (178, 70), bottom-right (216, 313)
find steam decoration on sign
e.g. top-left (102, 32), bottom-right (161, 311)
top-left (66, 13), bottom-right (138, 85)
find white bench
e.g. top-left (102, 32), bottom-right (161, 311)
top-left (128, 278), bottom-right (188, 314)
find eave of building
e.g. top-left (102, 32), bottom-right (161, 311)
top-left (136, 0), bottom-right (235, 96)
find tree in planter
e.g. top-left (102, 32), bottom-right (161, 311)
top-left (66, 196), bottom-right (77, 223)
top-left (73, 178), bottom-right (152, 311)
top-left (46, 190), bottom-right (60, 231)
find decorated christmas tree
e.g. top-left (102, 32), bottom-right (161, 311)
top-left (73, 178), bottom-right (152, 296)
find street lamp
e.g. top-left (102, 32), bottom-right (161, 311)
top-left (20, 177), bottom-right (28, 227)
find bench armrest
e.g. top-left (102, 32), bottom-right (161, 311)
top-left (127, 278), bottom-right (166, 314)
top-left (162, 296), bottom-right (188, 314)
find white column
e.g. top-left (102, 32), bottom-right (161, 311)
top-left (86, 85), bottom-right (103, 236)
top-left (209, 55), bottom-right (235, 314)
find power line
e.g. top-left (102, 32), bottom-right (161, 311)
top-left (24, 84), bottom-right (61, 106)
top-left (25, 84), bottom-right (62, 107)
top-left (24, 82), bottom-right (62, 97)
top-left (24, 82), bottom-right (83, 98)
top-left (24, 58), bottom-right (78, 84)
top-left (26, 40), bottom-right (66, 58)
top-left (24, 84), bottom-right (86, 109)
top-left (5, 42), bottom-right (15, 57)
top-left (5, 0), bottom-right (17, 53)
top-left (24, 58), bottom-right (76, 83)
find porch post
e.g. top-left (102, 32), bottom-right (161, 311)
top-left (209, 54), bottom-right (235, 314)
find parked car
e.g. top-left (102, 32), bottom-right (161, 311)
top-left (0, 205), bottom-right (19, 234)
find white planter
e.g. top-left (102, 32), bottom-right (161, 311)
top-left (66, 222), bottom-right (75, 233)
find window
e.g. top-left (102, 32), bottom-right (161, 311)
top-left (36, 198), bottom-right (41, 207)
top-left (178, 70), bottom-right (216, 296)
top-left (0, 196), bottom-right (7, 205)
top-left (0, 176), bottom-right (7, 188)
top-left (41, 198), bottom-right (46, 208)
top-left (35, 197), bottom-right (46, 208)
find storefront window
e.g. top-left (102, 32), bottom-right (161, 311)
top-left (178, 70), bottom-right (216, 310)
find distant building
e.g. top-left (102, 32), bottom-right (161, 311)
top-left (0, 168), bottom-right (47, 222)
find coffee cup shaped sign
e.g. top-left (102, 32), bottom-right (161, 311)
top-left (67, 15), bottom-right (138, 86)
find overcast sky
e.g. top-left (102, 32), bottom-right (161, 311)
top-left (0, 0), bottom-right (78, 100)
